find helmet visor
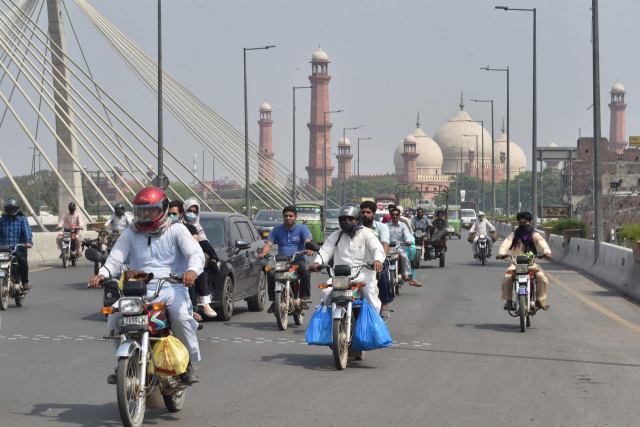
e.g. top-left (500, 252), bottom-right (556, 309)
top-left (5, 206), bottom-right (18, 215)
top-left (133, 200), bottom-right (165, 226)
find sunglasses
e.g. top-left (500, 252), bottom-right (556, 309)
top-left (391, 213), bottom-right (400, 217)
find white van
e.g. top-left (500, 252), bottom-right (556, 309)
top-left (461, 209), bottom-right (477, 229)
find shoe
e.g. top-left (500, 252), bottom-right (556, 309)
top-left (408, 279), bottom-right (423, 287)
top-left (267, 302), bottom-right (275, 314)
top-left (22, 283), bottom-right (32, 290)
top-left (380, 308), bottom-right (391, 318)
top-left (59, 254), bottom-right (63, 259)
top-left (504, 301), bottom-right (514, 311)
top-left (198, 304), bottom-right (217, 318)
top-left (197, 323), bottom-right (204, 331)
top-left (107, 368), bottom-right (117, 385)
top-left (180, 362), bottom-right (199, 386)
top-left (536, 300), bottom-right (550, 310)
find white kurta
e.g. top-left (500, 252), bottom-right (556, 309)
top-left (104, 213), bottom-right (133, 232)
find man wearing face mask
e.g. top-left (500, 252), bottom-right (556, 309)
top-left (55, 202), bottom-right (84, 257)
top-left (103, 203), bottom-right (132, 233)
top-left (496, 211), bottom-right (552, 311)
top-left (387, 207), bottom-right (422, 287)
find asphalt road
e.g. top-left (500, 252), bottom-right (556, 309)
top-left (2, 231), bottom-right (640, 426)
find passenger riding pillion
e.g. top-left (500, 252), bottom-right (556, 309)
top-left (103, 203), bottom-right (132, 232)
top-left (87, 187), bottom-right (205, 386)
top-left (470, 211), bottom-right (495, 258)
top-left (309, 204), bottom-right (385, 313)
top-left (386, 207), bottom-right (422, 287)
top-left (496, 211), bottom-right (552, 311)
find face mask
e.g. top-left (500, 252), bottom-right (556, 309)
top-left (168, 214), bottom-right (180, 220)
top-left (116, 211), bottom-right (123, 217)
top-left (69, 208), bottom-right (75, 214)
top-left (185, 212), bottom-right (197, 222)
top-left (362, 216), bottom-right (373, 226)
top-left (339, 219), bottom-right (356, 233)
top-left (517, 223), bottom-right (532, 234)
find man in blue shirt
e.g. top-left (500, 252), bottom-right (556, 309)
top-left (0, 198), bottom-right (33, 290)
top-left (259, 206), bottom-right (313, 313)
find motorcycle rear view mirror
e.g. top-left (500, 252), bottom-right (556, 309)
top-left (305, 241), bottom-right (320, 252)
top-left (85, 248), bottom-right (104, 263)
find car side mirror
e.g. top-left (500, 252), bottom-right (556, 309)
top-left (305, 241), bottom-right (320, 252)
top-left (85, 248), bottom-right (104, 264)
top-left (235, 239), bottom-right (251, 251)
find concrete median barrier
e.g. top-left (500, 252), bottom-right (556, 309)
top-left (28, 231), bottom-right (99, 265)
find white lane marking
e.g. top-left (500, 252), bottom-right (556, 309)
top-left (233, 341), bottom-right (241, 343)
top-left (97, 339), bottom-right (106, 341)
top-left (75, 339), bottom-right (84, 341)
top-left (278, 339), bottom-right (287, 341)
top-left (53, 339), bottom-right (61, 341)
top-left (19, 337), bottom-right (27, 339)
top-left (211, 340), bottom-right (220, 343)
top-left (220, 339), bottom-right (228, 341)
top-left (13, 335), bottom-right (21, 337)
top-left (243, 339), bottom-right (250, 342)
top-left (256, 342), bottom-right (264, 344)
top-left (257, 338), bottom-right (264, 340)
top-left (400, 343), bottom-right (408, 345)
top-left (422, 343), bottom-right (430, 346)
top-left (278, 342), bottom-right (286, 344)
top-left (212, 337), bottom-right (219, 339)
top-left (32, 338), bottom-right (40, 341)
top-left (198, 339), bottom-right (205, 341)
top-left (36, 335), bottom-right (44, 337)
top-left (234, 338), bottom-right (243, 340)
top-left (9, 338), bottom-right (17, 340)
top-left (265, 340), bottom-right (272, 342)
top-left (79, 335), bottom-right (87, 338)
top-left (412, 341), bottom-right (420, 343)
top-left (391, 344), bottom-right (399, 347)
top-left (413, 345), bottom-right (422, 347)
top-left (287, 340), bottom-right (295, 343)
top-left (0, 336), bottom-right (5, 338)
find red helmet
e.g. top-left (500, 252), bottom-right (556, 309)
top-left (132, 187), bottom-right (169, 231)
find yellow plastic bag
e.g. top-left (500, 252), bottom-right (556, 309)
top-left (148, 336), bottom-right (189, 376)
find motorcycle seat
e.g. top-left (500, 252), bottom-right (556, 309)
top-left (0, 245), bottom-right (12, 252)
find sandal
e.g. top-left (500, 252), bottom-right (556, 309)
top-left (300, 300), bottom-right (309, 310)
top-left (536, 300), bottom-right (550, 310)
top-left (193, 312), bottom-right (203, 322)
top-left (267, 302), bottom-right (275, 314)
top-left (503, 301), bottom-right (514, 311)
top-left (380, 308), bottom-right (391, 319)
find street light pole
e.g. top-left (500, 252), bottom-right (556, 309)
top-left (243, 45), bottom-right (275, 217)
top-left (471, 99), bottom-right (495, 219)
top-left (463, 135), bottom-right (479, 209)
top-left (155, 0), bottom-right (168, 190)
top-left (496, 6), bottom-right (537, 225)
top-left (451, 146), bottom-right (464, 203)
top-left (323, 110), bottom-right (343, 207)
top-left (518, 167), bottom-right (523, 211)
top-left (293, 86), bottom-right (314, 205)
top-left (592, 0), bottom-right (603, 252)
top-left (357, 137), bottom-right (372, 202)
top-left (482, 66), bottom-right (510, 218)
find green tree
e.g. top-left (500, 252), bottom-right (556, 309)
top-left (326, 176), bottom-right (400, 208)
top-left (1, 170), bottom-right (60, 214)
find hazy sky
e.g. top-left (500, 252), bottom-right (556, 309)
top-left (1, 0), bottom-right (639, 183)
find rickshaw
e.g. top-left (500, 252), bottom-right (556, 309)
top-left (295, 201), bottom-right (325, 244)
top-left (444, 205), bottom-right (462, 239)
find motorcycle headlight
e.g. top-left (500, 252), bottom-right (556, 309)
top-left (274, 261), bottom-right (287, 272)
top-left (118, 298), bottom-right (144, 315)
top-left (415, 230), bottom-right (424, 238)
top-left (0, 253), bottom-right (10, 261)
top-left (515, 265), bottom-right (529, 274)
top-left (479, 234), bottom-right (486, 239)
top-left (332, 277), bottom-right (349, 290)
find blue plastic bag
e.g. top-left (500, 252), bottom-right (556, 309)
top-left (352, 299), bottom-right (393, 351)
top-left (305, 305), bottom-right (332, 346)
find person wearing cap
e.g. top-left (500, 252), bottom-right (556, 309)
top-left (469, 211), bottom-right (495, 258)
top-left (103, 203), bottom-right (132, 233)
top-left (0, 198), bottom-right (33, 290)
top-left (55, 202), bottom-right (84, 257)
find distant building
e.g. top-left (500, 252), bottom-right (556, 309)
top-left (608, 80), bottom-right (628, 154)
top-left (258, 101), bottom-right (274, 182)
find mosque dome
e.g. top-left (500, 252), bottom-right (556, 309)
top-left (548, 141), bottom-right (557, 148)
top-left (338, 137), bottom-right (350, 146)
top-left (394, 119), bottom-right (443, 175)
top-left (260, 101), bottom-right (271, 111)
top-left (312, 47), bottom-right (328, 61)
top-left (493, 124), bottom-right (527, 178)
top-left (432, 98), bottom-right (493, 175)
top-left (612, 81), bottom-right (625, 92)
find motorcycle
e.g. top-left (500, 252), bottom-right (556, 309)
top-left (60, 225), bottom-right (80, 268)
top-left (469, 232), bottom-right (489, 266)
top-left (501, 253), bottom-right (548, 332)
top-left (88, 250), bottom-right (189, 427)
top-left (387, 241), bottom-right (406, 296)
top-left (83, 230), bottom-right (120, 275)
top-left (0, 244), bottom-right (27, 310)
top-left (412, 228), bottom-right (426, 270)
top-left (422, 228), bottom-right (446, 268)
top-left (264, 249), bottom-right (308, 330)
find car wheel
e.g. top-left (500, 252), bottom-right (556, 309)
top-left (217, 276), bottom-right (235, 321)
top-left (247, 271), bottom-right (266, 312)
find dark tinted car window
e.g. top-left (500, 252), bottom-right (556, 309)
top-left (199, 218), bottom-right (225, 247)
top-left (229, 220), bottom-right (242, 245)
top-left (247, 222), bottom-right (260, 241)
top-left (236, 222), bottom-right (253, 241)
top-left (255, 211), bottom-right (283, 221)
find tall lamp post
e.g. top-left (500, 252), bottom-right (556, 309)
top-left (324, 110), bottom-right (343, 207)
top-left (154, 0), bottom-right (168, 190)
top-left (292, 85), bottom-right (314, 205)
top-left (244, 45), bottom-right (275, 217)
top-left (481, 66), bottom-right (510, 218)
top-left (517, 167), bottom-right (523, 211)
top-left (451, 146), bottom-right (464, 203)
top-left (341, 126), bottom-right (361, 204)
top-left (471, 99), bottom-right (495, 219)
top-left (357, 137), bottom-right (372, 202)
top-left (469, 120), bottom-right (485, 211)
top-left (463, 135), bottom-right (479, 209)
top-left (592, 0), bottom-right (603, 252)
top-left (496, 5), bottom-right (537, 227)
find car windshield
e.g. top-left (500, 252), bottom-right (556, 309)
top-left (296, 206), bottom-right (321, 221)
top-left (199, 218), bottom-right (225, 247)
top-left (254, 211), bottom-right (282, 221)
top-left (461, 209), bottom-right (476, 218)
top-left (325, 209), bottom-right (340, 219)
top-left (448, 210), bottom-right (460, 219)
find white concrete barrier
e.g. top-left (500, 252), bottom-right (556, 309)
top-left (28, 231), bottom-right (99, 264)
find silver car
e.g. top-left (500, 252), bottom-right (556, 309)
top-left (326, 209), bottom-right (340, 235)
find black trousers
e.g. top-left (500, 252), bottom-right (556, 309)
top-left (268, 258), bottom-right (310, 301)
top-left (16, 246), bottom-right (28, 284)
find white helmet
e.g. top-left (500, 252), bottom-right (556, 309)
top-left (478, 211), bottom-right (485, 217)
top-left (397, 206), bottom-right (404, 214)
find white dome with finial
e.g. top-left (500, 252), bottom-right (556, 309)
top-left (492, 121), bottom-right (527, 179)
top-left (338, 137), bottom-right (350, 146)
top-left (548, 141), bottom-right (557, 148)
top-left (260, 101), bottom-right (271, 111)
top-left (312, 47), bottom-right (328, 61)
top-left (404, 134), bottom-right (416, 144)
top-left (394, 115), bottom-right (444, 175)
top-left (612, 80), bottom-right (625, 92)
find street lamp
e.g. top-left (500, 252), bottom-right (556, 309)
top-left (496, 5), bottom-right (537, 226)
top-left (324, 110), bottom-right (343, 207)
top-left (450, 146), bottom-right (464, 204)
top-left (292, 85), bottom-right (315, 205)
top-left (341, 126), bottom-right (362, 204)
top-left (357, 137), bottom-right (372, 202)
top-left (471, 99), bottom-right (495, 219)
top-left (463, 135), bottom-right (479, 209)
top-left (244, 45), bottom-right (275, 217)
top-left (481, 65), bottom-right (510, 218)
top-left (518, 167), bottom-right (523, 212)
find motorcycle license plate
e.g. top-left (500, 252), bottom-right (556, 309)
top-left (122, 315), bottom-right (148, 326)
top-left (332, 290), bottom-right (352, 297)
top-left (388, 264), bottom-right (396, 270)
top-left (518, 286), bottom-right (527, 295)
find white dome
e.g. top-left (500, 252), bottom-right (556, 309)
top-left (260, 101), bottom-right (271, 111)
top-left (493, 128), bottom-right (527, 179)
top-left (612, 81), bottom-right (625, 92)
top-left (394, 126), bottom-right (443, 175)
top-left (338, 137), bottom-right (350, 146)
top-left (312, 47), bottom-right (328, 61)
top-left (432, 109), bottom-right (492, 174)
top-left (548, 141), bottom-right (557, 148)
top-left (404, 134), bottom-right (416, 143)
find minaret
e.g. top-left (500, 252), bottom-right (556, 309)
top-left (306, 47), bottom-right (333, 192)
top-left (258, 101), bottom-right (274, 182)
top-left (608, 80), bottom-right (627, 154)
top-left (401, 134), bottom-right (419, 184)
top-left (336, 137), bottom-right (353, 182)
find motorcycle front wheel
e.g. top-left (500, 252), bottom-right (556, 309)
top-left (389, 270), bottom-right (398, 296)
top-left (332, 318), bottom-right (348, 370)
top-left (163, 389), bottom-right (186, 413)
top-left (62, 253), bottom-right (67, 269)
top-left (519, 294), bottom-right (527, 332)
top-left (274, 288), bottom-right (289, 331)
top-left (0, 277), bottom-right (9, 310)
top-left (117, 349), bottom-right (146, 427)
top-left (15, 293), bottom-right (24, 307)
